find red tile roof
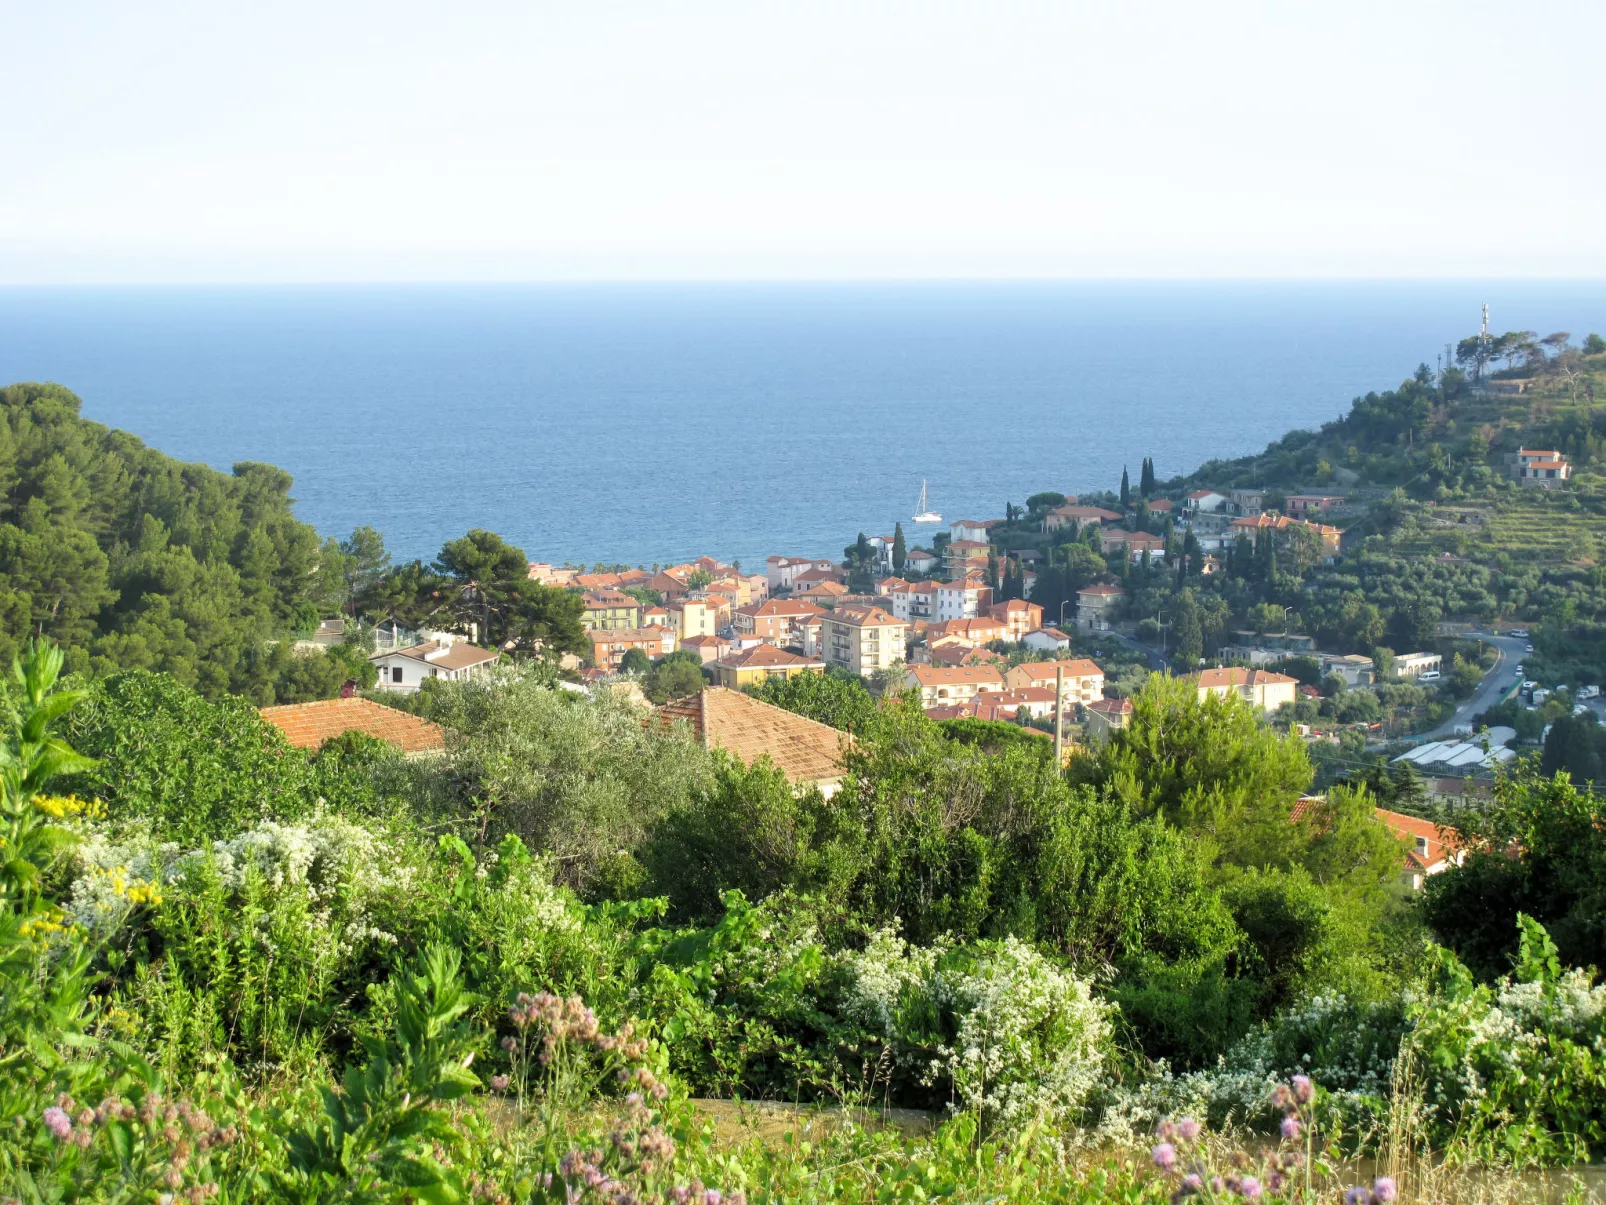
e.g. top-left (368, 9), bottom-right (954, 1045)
top-left (655, 688), bottom-right (852, 786)
top-left (260, 696), bottom-right (447, 755)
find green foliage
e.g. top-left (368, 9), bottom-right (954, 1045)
top-left (750, 671), bottom-right (877, 733)
top-left (60, 669), bottom-right (389, 843)
top-left (1422, 766), bottom-right (1606, 979)
top-left (1070, 674), bottom-right (1314, 868)
top-left (418, 667), bottom-right (712, 896)
top-left (0, 383), bottom-right (362, 701)
top-left (434, 528), bottom-right (587, 656)
top-left (643, 652), bottom-right (706, 704)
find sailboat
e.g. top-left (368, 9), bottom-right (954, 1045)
top-left (912, 480), bottom-right (942, 524)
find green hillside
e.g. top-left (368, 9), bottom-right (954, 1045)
top-left (0, 381), bottom-right (362, 700)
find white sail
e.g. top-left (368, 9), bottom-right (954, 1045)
top-left (912, 479), bottom-right (942, 524)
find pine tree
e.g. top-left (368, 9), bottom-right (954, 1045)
top-left (892, 522), bottom-right (907, 575)
top-left (1120, 467), bottom-right (1131, 508)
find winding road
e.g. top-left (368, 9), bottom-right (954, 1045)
top-left (1420, 631), bottom-right (1529, 739)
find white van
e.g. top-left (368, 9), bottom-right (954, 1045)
top-left (1418, 670), bottom-right (1441, 682)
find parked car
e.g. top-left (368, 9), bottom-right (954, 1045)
top-left (1579, 684), bottom-right (1600, 700)
top-left (1525, 643), bottom-right (1534, 653)
top-left (1511, 628), bottom-right (1530, 638)
top-left (1418, 670), bottom-right (1441, 682)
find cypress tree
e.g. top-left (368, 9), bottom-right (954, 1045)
top-left (1140, 457), bottom-right (1154, 498)
top-left (892, 522), bottom-right (907, 575)
top-left (1120, 467), bottom-right (1131, 508)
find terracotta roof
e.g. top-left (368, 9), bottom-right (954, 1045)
top-left (1085, 697), bottom-right (1133, 717)
top-left (906, 665), bottom-right (1009, 687)
top-left (1026, 626), bottom-right (1070, 641)
top-left (681, 635), bottom-right (730, 649)
top-left (1518, 448), bottom-right (1562, 457)
top-left (583, 589), bottom-right (638, 608)
top-left (655, 688), bottom-right (852, 786)
top-left (1011, 659), bottom-right (1104, 682)
top-left (827, 604), bottom-right (903, 628)
top-left (1147, 500), bottom-right (1174, 511)
top-left (928, 645), bottom-right (1006, 667)
top-left (1052, 504), bottom-right (1123, 522)
top-left (376, 641), bottom-right (499, 671)
top-left (260, 697), bottom-right (446, 755)
top-left (1291, 799), bottom-right (1464, 872)
top-left (929, 617), bottom-right (1008, 637)
top-left (1187, 489), bottom-right (1224, 500)
top-left (1231, 513), bottom-right (1293, 530)
top-left (716, 644), bottom-right (822, 670)
top-left (741, 598), bottom-right (827, 619)
top-left (798, 580), bottom-right (850, 597)
top-left (574, 573), bottom-right (624, 589)
top-left (1195, 667), bottom-right (1297, 689)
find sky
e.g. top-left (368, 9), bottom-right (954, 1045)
top-left (3, 0), bottom-right (1604, 283)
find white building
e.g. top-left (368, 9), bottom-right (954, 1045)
top-left (1023, 626), bottom-right (1073, 652)
top-left (371, 640), bottom-right (499, 693)
top-left (934, 577), bottom-right (988, 622)
top-left (1394, 652), bottom-right (1443, 680)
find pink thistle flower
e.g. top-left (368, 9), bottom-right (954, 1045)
top-left (703, 1192), bottom-right (722, 1205)
top-left (1177, 1117), bottom-right (1201, 1142)
top-left (1180, 1173), bottom-right (1204, 1195)
top-left (42, 1107), bottom-right (72, 1141)
top-left (1291, 1074), bottom-right (1314, 1104)
top-left (1372, 1178), bottom-right (1398, 1203)
top-left (1280, 1116), bottom-right (1303, 1141)
top-left (1152, 1142), bottom-right (1178, 1170)
top-left (490, 1075), bottom-right (510, 1092)
top-left (1156, 1119), bottom-right (1178, 1142)
top-left (1238, 1176), bottom-right (1262, 1199)
top-left (1344, 1190), bottom-right (1370, 1205)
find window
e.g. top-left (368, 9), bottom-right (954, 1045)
top-left (392, 667), bottom-right (404, 683)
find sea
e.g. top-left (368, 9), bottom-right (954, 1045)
top-left (3, 280), bottom-right (1605, 570)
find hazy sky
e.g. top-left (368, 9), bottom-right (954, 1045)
top-left (4, 0), bottom-right (1603, 282)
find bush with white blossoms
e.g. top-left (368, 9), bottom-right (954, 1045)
top-left (1404, 916), bottom-right (1606, 1164)
top-left (839, 929), bottom-right (1112, 1129)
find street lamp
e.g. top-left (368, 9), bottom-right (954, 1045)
top-left (1059, 599), bottom-right (1071, 631)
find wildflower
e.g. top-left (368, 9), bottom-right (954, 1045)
top-left (42, 1107), bottom-right (72, 1141)
top-left (1179, 1173), bottom-right (1204, 1196)
top-left (490, 1075), bottom-right (509, 1092)
top-left (1280, 1115), bottom-right (1302, 1141)
top-left (1177, 1117), bottom-right (1201, 1142)
top-left (1291, 1074), bottom-right (1314, 1104)
top-left (501, 1036), bottom-right (518, 1053)
top-left (1238, 1177), bottom-right (1262, 1200)
top-left (1271, 1083), bottom-right (1293, 1110)
top-left (1152, 1142), bottom-right (1178, 1170)
top-left (704, 1192), bottom-right (722, 1205)
top-left (1156, 1119), bottom-right (1178, 1142)
top-left (1372, 1178), bottom-right (1398, 1203)
top-left (1345, 1190), bottom-right (1370, 1205)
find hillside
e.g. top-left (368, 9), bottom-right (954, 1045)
top-left (0, 381), bottom-right (362, 700)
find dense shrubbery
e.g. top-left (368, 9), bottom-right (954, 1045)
top-left (8, 640), bottom-right (1606, 1203)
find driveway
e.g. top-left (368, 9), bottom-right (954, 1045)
top-left (1420, 631), bottom-right (1529, 738)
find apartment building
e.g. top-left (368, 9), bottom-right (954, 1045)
top-left (820, 605), bottom-right (907, 677)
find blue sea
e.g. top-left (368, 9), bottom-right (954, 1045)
top-left (3, 281), bottom-right (1605, 569)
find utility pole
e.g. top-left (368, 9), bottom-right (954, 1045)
top-left (1053, 665), bottom-right (1065, 769)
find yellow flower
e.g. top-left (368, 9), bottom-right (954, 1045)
top-left (30, 794), bottom-right (106, 820)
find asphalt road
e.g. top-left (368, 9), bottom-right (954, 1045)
top-left (1421, 631), bottom-right (1530, 738)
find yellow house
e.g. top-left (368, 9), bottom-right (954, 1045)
top-left (712, 643), bottom-right (826, 689)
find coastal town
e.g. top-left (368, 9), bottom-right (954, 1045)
top-left (346, 460), bottom-right (1587, 796)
